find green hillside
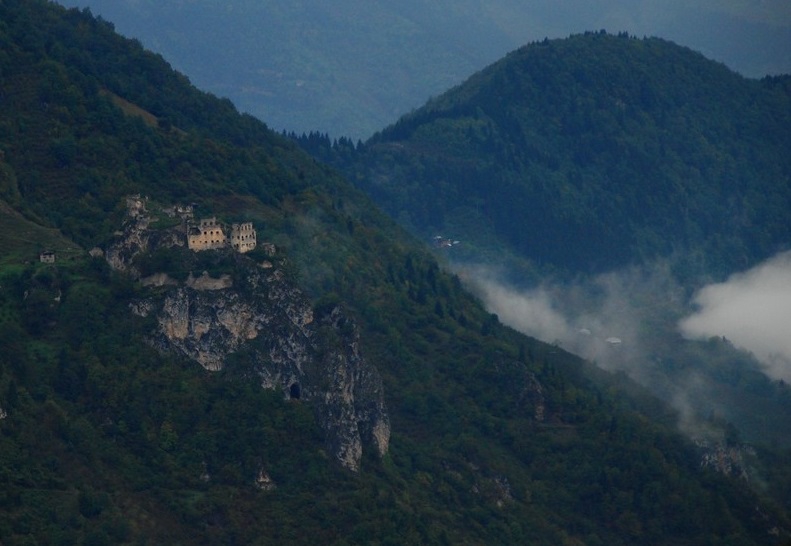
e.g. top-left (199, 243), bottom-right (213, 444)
top-left (308, 31), bottom-right (791, 454)
top-left (1, 3), bottom-right (790, 544)
top-left (340, 32), bottom-right (791, 278)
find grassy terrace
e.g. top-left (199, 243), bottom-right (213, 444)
top-left (0, 201), bottom-right (83, 266)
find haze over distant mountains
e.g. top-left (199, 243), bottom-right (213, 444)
top-left (4, 3), bottom-right (791, 542)
top-left (57, 0), bottom-right (791, 138)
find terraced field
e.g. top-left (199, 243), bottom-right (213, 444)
top-left (0, 200), bottom-right (82, 265)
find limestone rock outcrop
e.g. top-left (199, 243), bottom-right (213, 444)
top-left (105, 196), bottom-right (185, 277)
top-left (142, 259), bottom-right (389, 471)
top-left (107, 199), bottom-right (389, 471)
top-left (695, 438), bottom-right (755, 481)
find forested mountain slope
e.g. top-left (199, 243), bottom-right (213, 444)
top-left (311, 31), bottom-right (791, 460)
top-left (1, 3), bottom-right (790, 544)
top-left (340, 32), bottom-right (791, 278)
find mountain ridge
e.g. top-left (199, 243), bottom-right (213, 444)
top-left (56, 0), bottom-right (791, 138)
top-left (1, 2), bottom-right (790, 544)
top-left (343, 32), bottom-right (791, 278)
top-left (306, 32), bottom-right (791, 454)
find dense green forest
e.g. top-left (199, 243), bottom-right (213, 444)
top-left (1, 2), bottom-right (791, 544)
top-left (297, 33), bottom-right (791, 458)
top-left (323, 32), bottom-right (791, 278)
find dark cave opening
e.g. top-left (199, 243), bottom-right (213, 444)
top-left (289, 382), bottom-right (301, 400)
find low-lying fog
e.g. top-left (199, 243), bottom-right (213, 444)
top-left (680, 251), bottom-right (791, 382)
top-left (462, 251), bottom-right (791, 381)
top-left (456, 250), bottom-right (791, 441)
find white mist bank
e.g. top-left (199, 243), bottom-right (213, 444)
top-left (679, 251), bottom-right (791, 382)
top-left (474, 279), bottom-right (573, 344)
top-left (461, 251), bottom-right (791, 385)
top-left (461, 263), bottom-right (675, 373)
top-left (459, 254), bottom-right (791, 446)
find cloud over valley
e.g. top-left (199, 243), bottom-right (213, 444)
top-left (680, 251), bottom-right (791, 382)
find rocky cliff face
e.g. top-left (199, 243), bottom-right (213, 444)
top-left (695, 438), bottom-right (755, 481)
top-left (105, 196), bottom-right (186, 277)
top-left (107, 199), bottom-right (390, 471)
top-left (309, 306), bottom-right (391, 468)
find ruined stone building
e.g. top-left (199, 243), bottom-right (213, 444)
top-left (163, 203), bottom-right (195, 220)
top-left (229, 222), bottom-right (257, 253)
top-left (187, 217), bottom-right (257, 253)
top-left (188, 217), bottom-right (227, 251)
